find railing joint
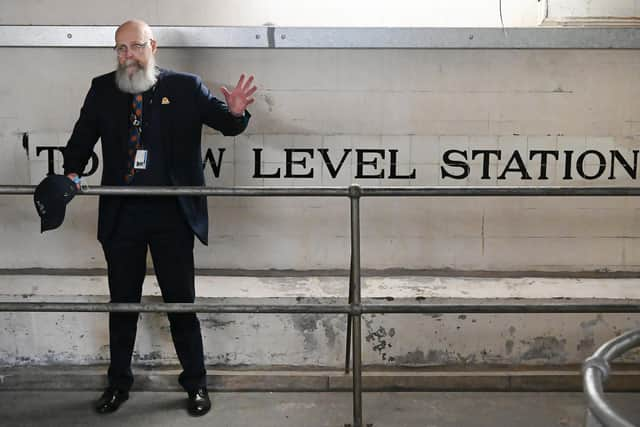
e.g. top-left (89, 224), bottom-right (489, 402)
top-left (348, 184), bottom-right (362, 198)
top-left (583, 355), bottom-right (610, 381)
top-left (350, 304), bottom-right (363, 316)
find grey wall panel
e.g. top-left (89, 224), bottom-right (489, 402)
top-left (2, 26), bottom-right (640, 49)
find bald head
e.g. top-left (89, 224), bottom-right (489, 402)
top-left (116, 20), bottom-right (154, 43)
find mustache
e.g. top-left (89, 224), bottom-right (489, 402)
top-left (120, 59), bottom-right (143, 70)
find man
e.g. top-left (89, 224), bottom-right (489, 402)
top-left (63, 19), bottom-right (256, 416)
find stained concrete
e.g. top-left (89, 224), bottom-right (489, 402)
top-left (3, 275), bottom-right (640, 369)
top-left (4, 365), bottom-right (640, 393)
top-left (1, 391), bottom-right (640, 427)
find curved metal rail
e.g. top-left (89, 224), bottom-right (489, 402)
top-left (583, 329), bottom-right (640, 427)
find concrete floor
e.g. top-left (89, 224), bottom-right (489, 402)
top-left (1, 391), bottom-right (639, 427)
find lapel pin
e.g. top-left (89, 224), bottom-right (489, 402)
top-left (161, 97), bottom-right (171, 105)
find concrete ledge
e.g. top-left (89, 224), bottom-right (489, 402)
top-left (2, 275), bottom-right (640, 368)
top-left (4, 274), bottom-right (640, 299)
top-left (2, 365), bottom-right (640, 392)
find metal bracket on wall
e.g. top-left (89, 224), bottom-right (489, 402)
top-left (2, 25), bottom-right (640, 48)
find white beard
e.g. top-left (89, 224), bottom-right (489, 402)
top-left (115, 56), bottom-right (158, 94)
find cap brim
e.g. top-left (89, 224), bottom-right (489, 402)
top-left (39, 205), bottom-right (66, 233)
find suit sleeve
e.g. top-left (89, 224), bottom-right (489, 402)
top-left (195, 76), bottom-right (251, 136)
top-left (63, 80), bottom-right (100, 175)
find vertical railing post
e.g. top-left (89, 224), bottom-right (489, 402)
top-left (348, 184), bottom-right (365, 427)
top-left (345, 253), bottom-right (353, 373)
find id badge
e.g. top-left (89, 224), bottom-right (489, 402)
top-left (134, 150), bottom-right (148, 170)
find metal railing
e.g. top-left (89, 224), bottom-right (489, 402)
top-left (2, 184), bottom-right (640, 427)
top-left (583, 329), bottom-right (640, 427)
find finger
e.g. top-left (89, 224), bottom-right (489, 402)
top-left (245, 97), bottom-right (255, 106)
top-left (245, 85), bottom-right (257, 97)
top-left (236, 74), bottom-right (245, 89)
top-left (220, 86), bottom-right (231, 99)
top-left (242, 75), bottom-right (254, 91)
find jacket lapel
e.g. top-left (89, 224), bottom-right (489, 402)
top-left (152, 69), bottom-right (175, 178)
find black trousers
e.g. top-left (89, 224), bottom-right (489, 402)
top-left (101, 197), bottom-right (206, 392)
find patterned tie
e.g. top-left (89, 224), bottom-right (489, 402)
top-left (124, 94), bottom-right (143, 184)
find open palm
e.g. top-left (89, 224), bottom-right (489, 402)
top-left (221, 74), bottom-right (257, 117)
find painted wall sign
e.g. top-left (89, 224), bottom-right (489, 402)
top-left (33, 145), bottom-right (639, 181)
top-left (441, 149), bottom-right (639, 181)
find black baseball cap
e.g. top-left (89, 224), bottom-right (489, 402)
top-left (34, 174), bottom-right (78, 233)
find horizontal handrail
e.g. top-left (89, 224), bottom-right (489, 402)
top-left (3, 184), bottom-right (640, 197)
top-left (0, 185), bottom-right (351, 197)
top-left (0, 302), bottom-right (351, 314)
top-left (0, 301), bottom-right (639, 314)
top-left (359, 186), bottom-right (640, 197)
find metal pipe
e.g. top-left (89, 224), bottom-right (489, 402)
top-left (349, 184), bottom-right (363, 427)
top-left (345, 252), bottom-right (354, 374)
top-left (6, 185), bottom-right (640, 197)
top-left (345, 321), bottom-right (352, 373)
top-left (361, 303), bottom-right (640, 314)
top-left (583, 329), bottom-right (640, 427)
top-left (583, 368), bottom-right (634, 427)
top-left (0, 302), bottom-right (351, 314)
top-left (1, 302), bottom-right (639, 314)
top-left (0, 185), bottom-right (349, 197)
top-left (588, 328), bottom-right (640, 362)
top-left (359, 186), bottom-right (640, 197)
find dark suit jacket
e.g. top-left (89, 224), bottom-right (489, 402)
top-left (63, 68), bottom-right (250, 245)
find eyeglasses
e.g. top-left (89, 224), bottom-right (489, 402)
top-left (114, 40), bottom-right (151, 56)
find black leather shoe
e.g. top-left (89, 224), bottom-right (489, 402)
top-left (95, 388), bottom-right (129, 414)
top-left (187, 388), bottom-right (211, 416)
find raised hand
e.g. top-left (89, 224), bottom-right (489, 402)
top-left (220, 74), bottom-right (257, 117)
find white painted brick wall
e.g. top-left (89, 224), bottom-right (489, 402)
top-left (1, 28), bottom-right (640, 271)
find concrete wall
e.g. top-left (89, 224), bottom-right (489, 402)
top-left (3, 275), bottom-right (640, 367)
top-left (0, 0), bottom-right (542, 27)
top-left (548, 0), bottom-right (640, 19)
top-left (2, 2), bottom-right (639, 272)
top-left (2, 47), bottom-right (640, 272)
top-left (1, 2), bottom-right (640, 370)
